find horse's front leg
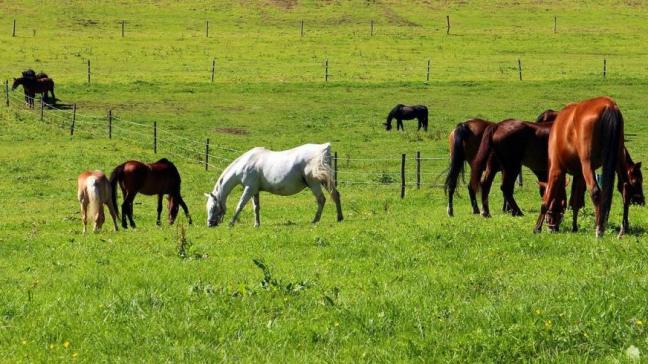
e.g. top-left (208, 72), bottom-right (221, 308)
top-left (619, 185), bottom-right (630, 238)
top-left (230, 186), bottom-right (254, 226)
top-left (309, 183), bottom-right (326, 223)
top-left (252, 193), bottom-right (260, 227)
top-left (397, 119), bottom-right (403, 131)
top-left (569, 176), bottom-right (586, 232)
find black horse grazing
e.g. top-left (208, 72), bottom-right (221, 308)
top-left (19, 69), bottom-right (51, 104)
top-left (384, 104), bottom-right (428, 131)
top-left (12, 77), bottom-right (55, 108)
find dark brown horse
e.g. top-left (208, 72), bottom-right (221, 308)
top-left (470, 119), bottom-right (553, 217)
top-left (384, 104), bottom-right (428, 131)
top-left (12, 76), bottom-right (55, 108)
top-left (110, 158), bottom-right (192, 228)
top-left (444, 118), bottom-right (499, 216)
top-left (534, 96), bottom-right (625, 237)
top-left (20, 70), bottom-right (50, 104)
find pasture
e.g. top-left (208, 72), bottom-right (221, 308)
top-left (1, 0), bottom-right (648, 361)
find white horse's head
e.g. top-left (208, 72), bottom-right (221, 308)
top-left (205, 192), bottom-right (225, 227)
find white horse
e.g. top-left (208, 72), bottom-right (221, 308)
top-left (205, 143), bottom-right (343, 227)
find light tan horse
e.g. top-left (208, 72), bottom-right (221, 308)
top-left (77, 171), bottom-right (119, 233)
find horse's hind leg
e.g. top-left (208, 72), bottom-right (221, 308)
top-left (230, 186), bottom-right (254, 226)
top-left (330, 188), bottom-right (343, 222)
top-left (252, 193), bottom-right (260, 227)
top-left (479, 163), bottom-right (498, 217)
top-left (94, 206), bottom-right (105, 233)
top-left (79, 195), bottom-right (89, 234)
top-left (569, 175), bottom-right (586, 232)
top-left (122, 192), bottom-right (137, 228)
top-left (106, 200), bottom-right (119, 231)
top-left (309, 183), bottom-right (326, 223)
top-left (501, 168), bottom-right (524, 216)
top-left (156, 194), bottom-right (163, 225)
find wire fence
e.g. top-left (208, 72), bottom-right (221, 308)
top-left (4, 87), bottom-right (450, 196)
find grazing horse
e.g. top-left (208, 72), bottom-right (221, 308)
top-left (77, 171), bottom-right (119, 233)
top-left (12, 77), bottom-right (55, 108)
top-left (444, 118), bottom-right (499, 216)
top-left (205, 143), bottom-right (343, 227)
top-left (534, 96), bottom-right (625, 237)
top-left (109, 158), bottom-right (192, 228)
top-left (384, 104), bottom-right (428, 131)
top-left (21, 69), bottom-right (50, 103)
top-left (470, 118), bottom-right (553, 217)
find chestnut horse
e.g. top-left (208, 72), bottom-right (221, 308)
top-left (110, 158), bottom-right (192, 228)
top-left (444, 118), bottom-right (499, 216)
top-left (534, 96), bottom-right (625, 237)
top-left (470, 118), bottom-right (553, 217)
top-left (77, 170), bottom-right (119, 233)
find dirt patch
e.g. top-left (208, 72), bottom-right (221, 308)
top-left (214, 127), bottom-right (249, 135)
top-left (268, 0), bottom-right (298, 9)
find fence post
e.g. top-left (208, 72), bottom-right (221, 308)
top-left (108, 109), bottom-right (112, 139)
top-left (121, 20), bottom-right (125, 37)
top-left (205, 138), bottom-right (210, 171)
top-left (40, 97), bottom-right (44, 121)
top-left (87, 59), bottom-right (91, 84)
top-left (446, 15), bottom-right (450, 34)
top-left (4, 80), bottom-right (8, 107)
top-left (400, 154), bottom-right (406, 198)
top-left (206, 20), bottom-right (209, 37)
top-left (371, 20), bottom-right (374, 36)
top-left (211, 58), bottom-right (215, 83)
top-left (12, 18), bottom-right (15, 37)
top-left (603, 58), bottom-right (607, 80)
top-left (426, 59), bottom-right (430, 82)
top-left (153, 121), bottom-right (157, 153)
top-left (70, 104), bottom-right (76, 136)
top-left (554, 16), bottom-right (557, 33)
top-left (416, 151), bottom-right (421, 190)
top-left (518, 58), bottom-right (522, 81)
top-left (325, 58), bottom-right (329, 82)
top-left (334, 151), bottom-right (338, 188)
top-left (300, 20), bottom-right (304, 37)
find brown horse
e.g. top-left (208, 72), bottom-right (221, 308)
top-left (12, 76), bottom-right (55, 108)
top-left (384, 104), bottom-right (428, 131)
top-left (534, 96), bottom-right (625, 237)
top-left (559, 147), bottom-right (644, 236)
top-left (444, 118), bottom-right (499, 216)
top-left (109, 158), bottom-right (192, 228)
top-left (77, 170), bottom-right (119, 233)
top-left (470, 118), bottom-right (553, 217)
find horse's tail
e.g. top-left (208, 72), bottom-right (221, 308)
top-left (599, 105), bottom-right (624, 228)
top-left (86, 175), bottom-right (103, 217)
top-left (444, 122), bottom-right (470, 195)
top-left (310, 144), bottom-right (335, 192)
top-left (109, 163), bottom-right (125, 217)
top-left (470, 123), bottom-right (498, 192)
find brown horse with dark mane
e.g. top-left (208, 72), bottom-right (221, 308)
top-left (444, 118), bottom-right (499, 216)
top-left (12, 76), bottom-right (55, 108)
top-left (110, 158), bottom-right (192, 228)
top-left (534, 96), bottom-right (627, 237)
top-left (470, 117), bottom-right (553, 217)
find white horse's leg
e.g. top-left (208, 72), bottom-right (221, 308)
top-left (330, 188), bottom-right (344, 222)
top-left (309, 183), bottom-right (326, 223)
top-left (230, 186), bottom-right (255, 226)
top-left (252, 193), bottom-right (260, 227)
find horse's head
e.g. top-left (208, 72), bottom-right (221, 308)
top-left (535, 109), bottom-right (558, 123)
top-left (624, 161), bottom-right (645, 206)
top-left (11, 78), bottom-right (20, 90)
top-left (384, 121), bottom-right (392, 131)
top-left (538, 180), bottom-right (567, 232)
top-left (205, 192), bottom-right (225, 227)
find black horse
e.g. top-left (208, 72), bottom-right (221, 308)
top-left (384, 104), bottom-right (428, 131)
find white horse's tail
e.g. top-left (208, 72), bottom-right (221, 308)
top-left (86, 176), bottom-right (103, 216)
top-left (309, 144), bottom-right (335, 192)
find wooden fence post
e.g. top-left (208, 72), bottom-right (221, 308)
top-left (12, 19), bottom-right (15, 37)
top-left (211, 58), bottom-right (215, 83)
top-left (87, 59), bottom-right (91, 84)
top-left (206, 20), bottom-right (209, 37)
top-left (416, 151), bottom-right (421, 190)
top-left (325, 58), bottom-right (329, 82)
top-left (426, 59), bottom-right (430, 82)
top-left (400, 154), bottom-right (406, 198)
top-left (518, 58), bottom-right (522, 81)
top-left (371, 20), bottom-right (374, 36)
top-left (205, 138), bottom-right (210, 171)
top-left (300, 20), bottom-right (304, 37)
top-left (4, 80), bottom-right (8, 107)
top-left (603, 58), bottom-right (607, 80)
top-left (153, 122), bottom-right (157, 153)
top-left (121, 20), bottom-right (125, 37)
top-left (334, 151), bottom-right (338, 188)
top-left (446, 15), bottom-right (450, 34)
top-left (40, 97), bottom-right (44, 121)
top-left (70, 104), bottom-right (76, 136)
top-left (108, 109), bottom-right (112, 139)
top-left (554, 16), bottom-right (557, 33)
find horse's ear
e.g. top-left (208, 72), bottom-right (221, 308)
top-left (635, 162), bottom-right (642, 170)
top-left (537, 181), bottom-right (547, 189)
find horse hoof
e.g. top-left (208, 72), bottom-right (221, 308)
top-left (481, 212), bottom-right (491, 218)
top-left (337, 216), bottom-right (344, 222)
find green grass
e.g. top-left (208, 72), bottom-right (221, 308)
top-left (1, 1), bottom-right (648, 362)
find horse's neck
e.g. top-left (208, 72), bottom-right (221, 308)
top-left (213, 168), bottom-right (241, 206)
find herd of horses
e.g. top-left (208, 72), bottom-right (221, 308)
top-left (70, 93), bottom-right (641, 238)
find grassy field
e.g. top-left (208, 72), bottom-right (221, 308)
top-left (2, 0), bottom-right (648, 362)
